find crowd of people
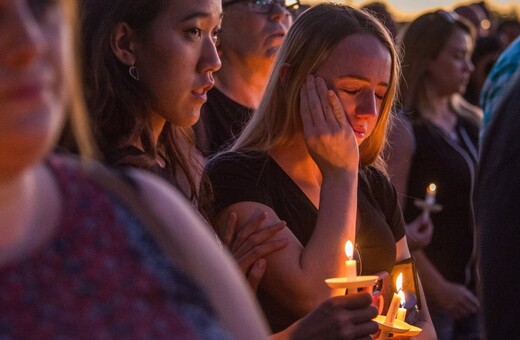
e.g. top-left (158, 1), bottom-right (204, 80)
top-left (0, 0), bottom-right (519, 339)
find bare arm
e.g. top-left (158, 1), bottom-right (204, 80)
top-left (130, 169), bottom-right (270, 339)
top-left (221, 211), bottom-right (289, 292)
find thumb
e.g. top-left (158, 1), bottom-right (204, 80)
top-left (247, 259), bottom-right (267, 293)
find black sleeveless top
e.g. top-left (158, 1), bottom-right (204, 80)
top-left (205, 151), bottom-right (405, 332)
top-left (403, 115), bottom-right (479, 288)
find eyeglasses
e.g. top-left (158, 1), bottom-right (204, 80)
top-left (223, 0), bottom-right (300, 14)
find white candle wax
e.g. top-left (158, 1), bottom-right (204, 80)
top-left (385, 292), bottom-right (401, 325)
top-left (344, 240), bottom-right (357, 279)
top-left (397, 290), bottom-right (407, 321)
top-left (397, 307), bottom-right (407, 321)
top-left (425, 183), bottom-right (437, 205)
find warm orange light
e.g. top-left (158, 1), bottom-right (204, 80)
top-left (345, 240), bottom-right (354, 261)
top-left (396, 272), bottom-right (403, 292)
top-left (427, 183), bottom-right (436, 194)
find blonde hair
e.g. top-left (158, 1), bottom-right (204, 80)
top-left (230, 4), bottom-right (400, 170)
top-left (399, 10), bottom-right (482, 125)
top-left (59, 0), bottom-right (98, 159)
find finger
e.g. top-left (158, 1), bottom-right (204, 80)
top-left (236, 238), bottom-right (289, 270)
top-left (231, 212), bottom-right (268, 252)
top-left (315, 77), bottom-right (334, 124)
top-left (233, 221), bottom-right (286, 258)
top-left (222, 212), bottom-right (238, 248)
top-left (348, 305), bottom-right (379, 324)
top-left (325, 292), bottom-right (373, 310)
top-left (300, 78), bottom-right (314, 128)
top-left (247, 258), bottom-right (267, 292)
top-left (341, 319), bottom-right (379, 339)
top-left (305, 75), bottom-right (326, 126)
top-left (327, 88), bottom-right (348, 128)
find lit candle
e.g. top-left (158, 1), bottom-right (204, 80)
top-left (397, 290), bottom-right (407, 321)
top-left (344, 240), bottom-right (357, 279)
top-left (380, 273), bottom-right (403, 339)
top-left (425, 183), bottom-right (437, 205)
top-left (384, 273), bottom-right (403, 325)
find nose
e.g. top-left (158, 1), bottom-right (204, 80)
top-left (465, 58), bottom-right (475, 74)
top-left (269, 2), bottom-right (290, 22)
top-left (355, 91), bottom-right (378, 118)
top-left (198, 37), bottom-right (222, 74)
top-left (1, 3), bottom-right (48, 69)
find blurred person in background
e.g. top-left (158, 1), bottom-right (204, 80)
top-left (194, 0), bottom-right (297, 157)
top-left (386, 10), bottom-right (482, 340)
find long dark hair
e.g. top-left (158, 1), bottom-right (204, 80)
top-left (80, 0), bottom-right (202, 203)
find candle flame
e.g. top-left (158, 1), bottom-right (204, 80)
top-left (428, 183), bottom-right (437, 193)
top-left (396, 272), bottom-right (403, 292)
top-left (345, 240), bottom-right (353, 261)
top-left (398, 290), bottom-right (406, 307)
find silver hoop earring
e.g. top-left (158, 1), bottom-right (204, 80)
top-left (129, 64), bottom-right (140, 81)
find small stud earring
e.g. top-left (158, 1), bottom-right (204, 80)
top-left (129, 64), bottom-right (139, 81)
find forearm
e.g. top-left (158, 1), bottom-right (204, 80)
top-left (412, 249), bottom-right (446, 305)
top-left (413, 275), bottom-right (437, 339)
top-left (299, 171), bottom-right (358, 286)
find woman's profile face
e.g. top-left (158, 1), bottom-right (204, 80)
top-left (315, 33), bottom-right (391, 145)
top-left (0, 0), bottom-right (70, 177)
top-left (427, 28), bottom-right (474, 96)
top-left (134, 0), bottom-right (222, 128)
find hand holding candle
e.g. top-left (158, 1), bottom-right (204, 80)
top-left (414, 182), bottom-right (442, 219)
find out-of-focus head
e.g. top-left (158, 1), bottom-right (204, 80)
top-left (235, 4), bottom-right (399, 167)
top-left (361, 2), bottom-right (398, 40)
top-left (0, 0), bottom-right (85, 179)
top-left (82, 0), bottom-right (222, 151)
top-left (496, 20), bottom-right (520, 47)
top-left (218, 0), bottom-right (297, 64)
top-left (454, 4), bottom-right (490, 38)
top-left (399, 10), bottom-right (476, 112)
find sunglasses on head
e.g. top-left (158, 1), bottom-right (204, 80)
top-left (224, 0), bottom-right (300, 14)
top-left (435, 10), bottom-right (460, 24)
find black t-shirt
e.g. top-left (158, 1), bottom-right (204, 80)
top-left (194, 87), bottom-right (254, 157)
top-left (205, 151), bottom-right (405, 332)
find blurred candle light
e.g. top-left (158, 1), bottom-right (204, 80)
top-left (425, 183), bottom-right (437, 205)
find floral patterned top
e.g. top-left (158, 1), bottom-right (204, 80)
top-left (0, 155), bottom-right (230, 339)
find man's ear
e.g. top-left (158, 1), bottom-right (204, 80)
top-left (279, 63), bottom-right (291, 87)
top-left (110, 22), bottom-right (138, 66)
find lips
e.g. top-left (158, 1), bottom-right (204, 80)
top-left (351, 125), bottom-right (367, 139)
top-left (191, 81), bottom-right (214, 101)
top-left (1, 83), bottom-right (47, 104)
